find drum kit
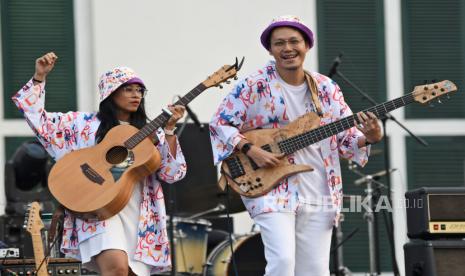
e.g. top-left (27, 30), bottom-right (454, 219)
top-left (158, 212), bottom-right (265, 276)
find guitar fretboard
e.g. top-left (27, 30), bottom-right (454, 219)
top-left (277, 93), bottom-right (415, 154)
top-left (124, 83), bottom-right (207, 149)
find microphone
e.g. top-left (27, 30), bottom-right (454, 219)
top-left (354, 168), bottom-right (397, 186)
top-left (177, 96), bottom-right (203, 131)
top-left (328, 53), bottom-right (343, 78)
top-left (185, 103), bottom-right (204, 131)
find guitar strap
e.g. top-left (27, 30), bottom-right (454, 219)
top-left (304, 70), bottom-right (323, 117)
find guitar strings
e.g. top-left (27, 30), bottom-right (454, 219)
top-left (277, 93), bottom-right (415, 154)
top-left (125, 85), bottom-right (206, 149)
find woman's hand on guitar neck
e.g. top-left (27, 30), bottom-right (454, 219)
top-left (246, 145), bottom-right (285, 168)
top-left (34, 52), bottom-right (58, 82)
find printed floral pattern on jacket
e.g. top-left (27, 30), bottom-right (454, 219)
top-left (209, 61), bottom-right (370, 221)
top-left (12, 79), bottom-right (187, 273)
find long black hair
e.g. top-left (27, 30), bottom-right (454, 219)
top-left (95, 90), bottom-right (149, 143)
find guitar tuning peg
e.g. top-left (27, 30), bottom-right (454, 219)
top-left (432, 79), bottom-right (437, 83)
top-left (429, 102), bottom-right (435, 108)
top-left (234, 76), bottom-right (238, 80)
top-left (437, 98), bottom-right (442, 104)
top-left (219, 85), bottom-right (223, 89)
top-left (446, 94), bottom-right (451, 99)
top-left (226, 81), bottom-right (231, 84)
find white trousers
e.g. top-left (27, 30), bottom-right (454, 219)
top-left (254, 205), bottom-right (336, 276)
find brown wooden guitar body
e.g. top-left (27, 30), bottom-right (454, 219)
top-left (48, 124), bottom-right (161, 220)
top-left (220, 112), bottom-right (321, 197)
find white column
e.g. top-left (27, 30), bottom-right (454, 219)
top-left (384, 0), bottom-right (407, 274)
top-left (74, 0), bottom-right (97, 112)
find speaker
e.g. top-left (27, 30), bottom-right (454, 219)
top-left (0, 216), bottom-right (34, 258)
top-left (405, 187), bottom-right (465, 239)
top-left (162, 123), bottom-right (244, 216)
top-left (404, 240), bottom-right (465, 276)
top-left (1, 258), bottom-right (82, 275)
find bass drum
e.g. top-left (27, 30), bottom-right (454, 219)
top-left (171, 217), bottom-right (211, 275)
top-left (203, 232), bottom-right (266, 276)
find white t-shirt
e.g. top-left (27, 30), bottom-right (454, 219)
top-left (277, 75), bottom-right (331, 205)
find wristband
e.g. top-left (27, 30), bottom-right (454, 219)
top-left (164, 127), bottom-right (177, 136)
top-left (241, 142), bottom-right (253, 155)
top-left (365, 139), bottom-right (372, 147)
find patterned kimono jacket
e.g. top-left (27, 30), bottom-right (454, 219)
top-left (209, 61), bottom-right (370, 221)
top-left (12, 79), bottom-right (187, 273)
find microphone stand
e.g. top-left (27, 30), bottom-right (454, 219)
top-left (167, 111), bottom-right (194, 276)
top-left (333, 69), bottom-right (427, 276)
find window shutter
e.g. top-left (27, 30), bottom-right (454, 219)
top-left (317, 0), bottom-right (391, 272)
top-left (5, 136), bottom-right (35, 160)
top-left (2, 0), bottom-right (76, 118)
top-left (402, 0), bottom-right (465, 119)
top-left (407, 136), bottom-right (465, 190)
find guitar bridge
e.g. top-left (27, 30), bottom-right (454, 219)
top-left (80, 163), bottom-right (105, 185)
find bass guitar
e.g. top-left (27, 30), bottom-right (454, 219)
top-left (220, 80), bottom-right (457, 198)
top-left (48, 58), bottom-right (244, 220)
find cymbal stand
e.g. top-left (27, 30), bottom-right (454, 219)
top-left (363, 175), bottom-right (379, 276)
top-left (349, 163), bottom-right (388, 276)
top-left (186, 204), bottom-right (225, 220)
top-left (167, 112), bottom-right (194, 276)
top-left (332, 213), bottom-right (354, 276)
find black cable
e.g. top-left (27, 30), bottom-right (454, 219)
top-left (35, 223), bottom-right (63, 274)
top-left (381, 119), bottom-right (400, 276)
top-left (221, 168), bottom-right (239, 276)
top-left (330, 227), bottom-right (359, 254)
top-left (166, 180), bottom-right (177, 276)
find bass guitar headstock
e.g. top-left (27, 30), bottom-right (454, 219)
top-left (412, 80), bottom-right (458, 104)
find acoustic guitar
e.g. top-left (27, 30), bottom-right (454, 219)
top-left (24, 202), bottom-right (48, 276)
top-left (48, 58), bottom-right (244, 220)
top-left (219, 80), bottom-right (457, 198)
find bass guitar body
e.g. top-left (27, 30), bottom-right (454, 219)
top-left (48, 124), bottom-right (161, 220)
top-left (220, 112), bottom-right (322, 197)
top-left (220, 80), bottom-right (458, 198)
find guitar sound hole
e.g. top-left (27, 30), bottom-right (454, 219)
top-left (106, 146), bottom-right (129, 164)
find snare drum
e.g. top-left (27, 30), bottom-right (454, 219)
top-left (203, 232), bottom-right (265, 276)
top-left (170, 217), bottom-right (211, 274)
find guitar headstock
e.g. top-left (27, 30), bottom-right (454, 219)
top-left (24, 201), bottom-right (44, 235)
top-left (202, 57), bottom-right (245, 89)
top-left (412, 80), bottom-right (458, 104)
